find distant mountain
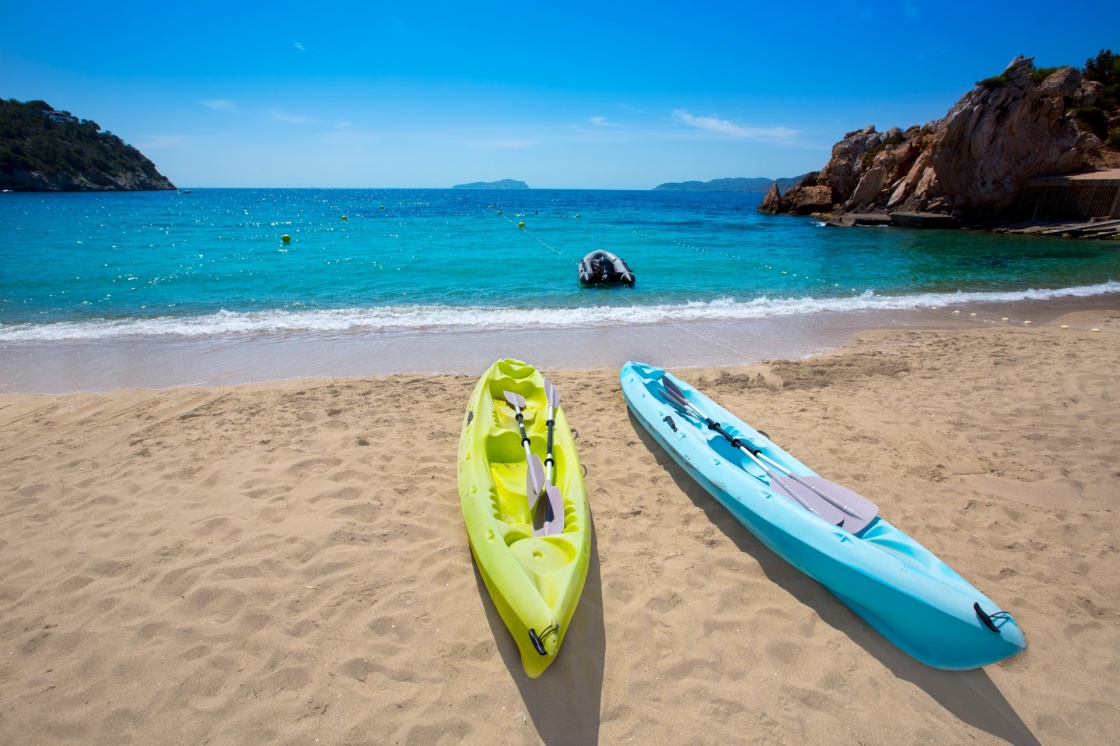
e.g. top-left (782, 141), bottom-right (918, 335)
top-left (452, 179), bottom-right (529, 189)
top-left (654, 176), bottom-right (806, 193)
top-left (0, 98), bottom-right (175, 191)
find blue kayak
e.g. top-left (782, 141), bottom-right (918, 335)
top-left (621, 361), bottom-right (1027, 670)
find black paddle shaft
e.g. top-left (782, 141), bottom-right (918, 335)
top-left (514, 411), bottom-right (531, 448)
top-left (545, 417), bottom-right (555, 468)
top-left (703, 417), bottom-right (758, 456)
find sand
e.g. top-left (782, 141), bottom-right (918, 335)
top-left (1, 308), bottom-right (1118, 744)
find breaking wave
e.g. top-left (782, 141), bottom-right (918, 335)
top-left (2, 281), bottom-right (1117, 342)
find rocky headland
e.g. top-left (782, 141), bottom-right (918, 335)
top-left (760, 55), bottom-right (1120, 227)
top-left (0, 99), bottom-right (175, 192)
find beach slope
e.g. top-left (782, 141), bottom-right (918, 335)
top-left (1, 310), bottom-right (1117, 744)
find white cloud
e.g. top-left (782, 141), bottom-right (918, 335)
top-left (199, 99), bottom-right (236, 111)
top-left (335, 120), bottom-right (352, 129)
top-left (587, 116), bottom-right (619, 127)
top-left (294, 41), bottom-right (305, 51)
top-left (673, 110), bottom-right (797, 141)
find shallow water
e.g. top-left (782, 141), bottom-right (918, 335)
top-left (1, 188), bottom-right (1118, 391)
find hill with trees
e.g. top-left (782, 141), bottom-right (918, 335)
top-left (0, 99), bottom-right (175, 191)
top-left (654, 176), bottom-right (806, 192)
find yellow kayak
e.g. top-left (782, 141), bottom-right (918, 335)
top-left (458, 359), bottom-right (591, 677)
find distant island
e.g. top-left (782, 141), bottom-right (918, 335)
top-left (0, 99), bottom-right (175, 191)
top-left (452, 179), bottom-right (529, 189)
top-left (654, 176), bottom-right (806, 193)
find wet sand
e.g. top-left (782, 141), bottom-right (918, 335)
top-left (1, 294), bottom-right (1115, 394)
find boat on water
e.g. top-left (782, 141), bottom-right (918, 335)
top-left (620, 361), bottom-right (1027, 670)
top-left (458, 359), bottom-right (591, 677)
top-left (578, 250), bottom-right (635, 286)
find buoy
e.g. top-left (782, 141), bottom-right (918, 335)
top-left (1002, 317), bottom-right (1009, 321)
top-left (1092, 327), bottom-right (1101, 332)
top-left (282, 234), bottom-right (291, 243)
top-left (1060, 324), bottom-right (1069, 328)
top-left (380, 206), bottom-right (385, 210)
top-left (518, 221), bottom-right (525, 228)
top-left (341, 215), bottom-right (348, 221)
top-left (953, 310), bottom-right (960, 314)
top-left (575, 213), bottom-right (581, 218)
top-left (1024, 320), bottom-right (1032, 325)
top-left (497, 210), bottom-right (502, 215)
top-left (970, 312), bottom-right (977, 316)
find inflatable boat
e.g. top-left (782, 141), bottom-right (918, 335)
top-left (578, 250), bottom-right (635, 286)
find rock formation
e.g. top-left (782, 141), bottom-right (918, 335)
top-left (2, 169), bottom-right (174, 192)
top-left (760, 57), bottom-right (1108, 220)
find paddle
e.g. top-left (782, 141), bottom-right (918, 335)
top-left (543, 378), bottom-right (560, 485)
top-left (535, 378), bottom-right (564, 537)
top-left (503, 391), bottom-right (547, 510)
top-left (661, 376), bottom-right (878, 533)
top-left (535, 485), bottom-right (565, 538)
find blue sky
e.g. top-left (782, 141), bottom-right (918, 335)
top-left (2, 1), bottom-right (1117, 188)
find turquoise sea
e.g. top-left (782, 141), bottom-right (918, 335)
top-left (2, 188), bottom-right (1119, 342)
top-left (1, 188), bottom-right (1119, 392)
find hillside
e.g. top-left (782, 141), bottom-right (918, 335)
top-left (655, 176), bottom-right (805, 192)
top-left (452, 179), bottom-right (529, 189)
top-left (0, 99), bottom-right (175, 191)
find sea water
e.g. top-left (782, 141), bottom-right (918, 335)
top-left (1, 188), bottom-right (1118, 391)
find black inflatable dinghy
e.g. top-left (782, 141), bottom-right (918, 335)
top-left (578, 250), bottom-right (635, 286)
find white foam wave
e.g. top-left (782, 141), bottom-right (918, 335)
top-left (2, 282), bottom-right (1117, 342)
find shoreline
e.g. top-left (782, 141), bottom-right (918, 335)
top-left (1, 293), bottom-right (1117, 394)
top-left (1, 307), bottom-right (1117, 743)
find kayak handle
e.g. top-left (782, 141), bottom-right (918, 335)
top-left (974, 603), bottom-right (1012, 633)
top-left (528, 624), bottom-right (560, 655)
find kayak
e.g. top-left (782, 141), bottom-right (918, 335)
top-left (620, 361), bottom-right (1027, 670)
top-left (458, 358), bottom-right (591, 677)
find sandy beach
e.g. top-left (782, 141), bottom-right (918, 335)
top-left (1, 306), bottom-right (1118, 744)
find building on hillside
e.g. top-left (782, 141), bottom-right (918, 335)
top-left (41, 110), bottom-right (77, 124)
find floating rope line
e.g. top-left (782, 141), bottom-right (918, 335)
top-left (486, 207), bottom-right (1120, 349)
top-left (491, 208), bottom-right (570, 258)
top-left (578, 213), bottom-right (846, 292)
top-left (488, 206), bottom-right (759, 361)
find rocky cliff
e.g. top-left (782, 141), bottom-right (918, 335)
top-left (760, 57), bottom-right (1113, 220)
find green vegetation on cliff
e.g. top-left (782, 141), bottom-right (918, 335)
top-left (1080, 49), bottom-right (1120, 148)
top-left (0, 99), bottom-right (174, 191)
